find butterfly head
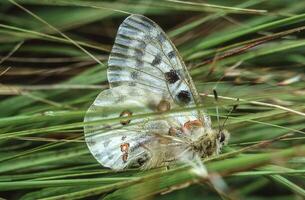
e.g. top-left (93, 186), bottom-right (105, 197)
top-left (217, 129), bottom-right (230, 148)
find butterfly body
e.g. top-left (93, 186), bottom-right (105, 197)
top-left (84, 15), bottom-right (230, 171)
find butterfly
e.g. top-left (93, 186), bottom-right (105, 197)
top-left (84, 14), bottom-right (230, 171)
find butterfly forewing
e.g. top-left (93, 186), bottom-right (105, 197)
top-left (108, 15), bottom-right (200, 107)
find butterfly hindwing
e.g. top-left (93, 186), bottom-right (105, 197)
top-left (84, 84), bottom-right (193, 170)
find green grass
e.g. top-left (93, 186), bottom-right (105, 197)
top-left (0, 0), bottom-right (304, 199)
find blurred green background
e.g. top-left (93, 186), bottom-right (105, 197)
top-left (0, 0), bottom-right (304, 199)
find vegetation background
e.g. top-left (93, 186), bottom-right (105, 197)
top-left (0, 0), bottom-right (304, 199)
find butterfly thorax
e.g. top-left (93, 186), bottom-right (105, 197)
top-left (190, 131), bottom-right (220, 158)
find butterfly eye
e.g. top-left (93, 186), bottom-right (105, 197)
top-left (219, 132), bottom-right (225, 143)
top-left (120, 110), bottom-right (132, 125)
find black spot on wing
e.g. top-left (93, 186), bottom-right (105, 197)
top-left (177, 90), bottom-right (191, 105)
top-left (157, 33), bottom-right (166, 43)
top-left (152, 54), bottom-right (162, 66)
top-left (132, 153), bottom-right (150, 167)
top-left (168, 51), bottom-right (175, 59)
top-left (136, 158), bottom-right (145, 166)
top-left (130, 71), bottom-right (139, 79)
top-left (164, 69), bottom-right (180, 84)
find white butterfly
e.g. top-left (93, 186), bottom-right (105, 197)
top-left (84, 14), bottom-right (230, 171)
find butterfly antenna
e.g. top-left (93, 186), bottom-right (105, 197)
top-left (210, 53), bottom-right (227, 132)
top-left (213, 89), bottom-right (221, 131)
top-left (220, 98), bottom-right (239, 131)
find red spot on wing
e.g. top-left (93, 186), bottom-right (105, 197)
top-left (182, 120), bottom-right (203, 134)
top-left (120, 143), bottom-right (130, 163)
top-left (120, 143), bottom-right (130, 152)
top-left (122, 153), bottom-right (128, 163)
top-left (183, 120), bottom-right (203, 129)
